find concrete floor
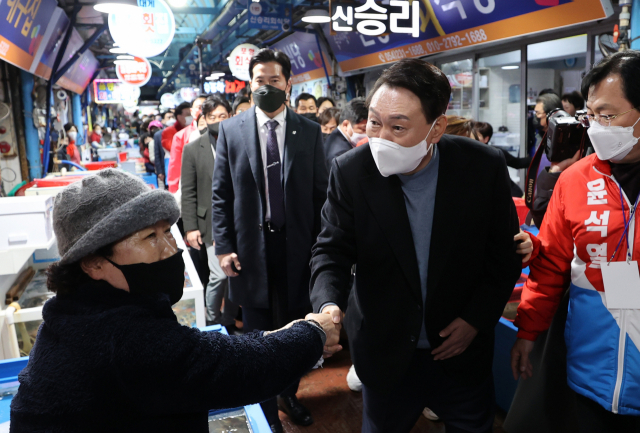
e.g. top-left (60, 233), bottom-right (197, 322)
top-left (278, 348), bottom-right (507, 433)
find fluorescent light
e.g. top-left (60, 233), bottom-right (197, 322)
top-left (94, 3), bottom-right (138, 13)
top-left (110, 47), bottom-right (129, 54)
top-left (302, 9), bottom-right (330, 24)
top-left (117, 55), bottom-right (135, 60)
top-left (501, 65), bottom-right (519, 70)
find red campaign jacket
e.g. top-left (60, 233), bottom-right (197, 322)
top-left (515, 153), bottom-right (640, 415)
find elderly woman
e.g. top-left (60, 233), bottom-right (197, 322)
top-left (10, 169), bottom-right (340, 432)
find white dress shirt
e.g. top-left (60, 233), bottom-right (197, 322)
top-left (255, 106), bottom-right (287, 221)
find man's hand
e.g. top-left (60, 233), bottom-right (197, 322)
top-left (321, 305), bottom-right (344, 325)
top-left (431, 318), bottom-right (478, 361)
top-left (511, 338), bottom-right (535, 380)
top-left (218, 252), bottom-right (241, 277)
top-left (549, 149), bottom-right (581, 173)
top-left (186, 230), bottom-right (202, 250)
top-left (306, 313), bottom-right (343, 358)
top-left (515, 231), bottom-right (533, 263)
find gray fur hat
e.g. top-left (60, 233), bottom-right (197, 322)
top-left (54, 169), bottom-right (180, 265)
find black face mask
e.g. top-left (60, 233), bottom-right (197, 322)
top-left (532, 115), bottom-right (542, 130)
top-left (207, 122), bottom-right (220, 139)
top-left (199, 127), bottom-right (208, 136)
top-left (301, 112), bottom-right (319, 123)
top-left (106, 249), bottom-right (185, 305)
top-left (253, 85), bottom-right (287, 113)
top-left (322, 132), bottom-right (330, 142)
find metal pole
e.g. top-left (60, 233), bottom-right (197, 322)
top-left (19, 70), bottom-right (41, 180)
top-left (43, 0), bottom-right (80, 174)
top-left (197, 40), bottom-right (204, 93)
top-left (314, 33), bottom-right (331, 90)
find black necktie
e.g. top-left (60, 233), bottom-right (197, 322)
top-left (266, 120), bottom-right (285, 229)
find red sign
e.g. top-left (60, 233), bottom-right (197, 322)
top-left (115, 56), bottom-right (152, 87)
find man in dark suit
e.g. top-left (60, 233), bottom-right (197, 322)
top-left (322, 97), bottom-right (368, 170)
top-left (182, 96), bottom-right (239, 331)
top-left (212, 49), bottom-right (332, 433)
top-left (310, 59), bottom-right (522, 433)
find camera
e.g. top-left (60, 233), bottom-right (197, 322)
top-left (545, 109), bottom-right (591, 162)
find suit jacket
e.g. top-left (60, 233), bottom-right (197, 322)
top-left (212, 107), bottom-right (329, 309)
top-left (322, 127), bottom-right (352, 171)
top-left (182, 132), bottom-right (215, 245)
top-left (310, 135), bottom-right (522, 391)
top-left (153, 129), bottom-right (166, 178)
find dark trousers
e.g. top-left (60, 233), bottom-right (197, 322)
top-left (242, 229), bottom-right (311, 425)
top-left (574, 391), bottom-right (640, 433)
top-left (361, 350), bottom-right (495, 433)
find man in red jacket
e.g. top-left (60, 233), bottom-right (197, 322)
top-left (161, 101), bottom-right (192, 152)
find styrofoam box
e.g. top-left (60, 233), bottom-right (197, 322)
top-left (0, 196), bottom-right (54, 250)
top-left (97, 147), bottom-right (121, 161)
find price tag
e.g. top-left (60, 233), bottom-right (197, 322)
top-left (601, 261), bottom-right (640, 309)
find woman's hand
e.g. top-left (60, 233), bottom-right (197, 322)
top-left (515, 231), bottom-right (533, 263)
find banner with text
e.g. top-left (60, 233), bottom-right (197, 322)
top-left (325, 0), bottom-right (612, 73)
top-left (271, 31), bottom-right (333, 84)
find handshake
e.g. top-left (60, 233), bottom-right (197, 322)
top-left (306, 305), bottom-right (344, 359)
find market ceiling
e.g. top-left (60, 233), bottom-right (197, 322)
top-left (60, 0), bottom-right (321, 96)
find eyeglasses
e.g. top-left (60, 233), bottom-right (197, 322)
top-left (578, 107), bottom-right (638, 127)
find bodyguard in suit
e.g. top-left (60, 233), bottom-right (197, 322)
top-left (212, 49), bottom-right (331, 433)
top-left (310, 59), bottom-right (522, 433)
top-left (182, 96), bottom-right (239, 331)
top-left (322, 97), bottom-right (368, 170)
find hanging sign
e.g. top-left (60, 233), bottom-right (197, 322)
top-left (108, 0), bottom-right (175, 58)
top-left (228, 43), bottom-right (259, 82)
top-left (203, 80), bottom-right (246, 94)
top-left (160, 92), bottom-right (176, 108)
top-left (0, 0), bottom-right (57, 71)
top-left (93, 79), bottom-right (141, 104)
top-left (271, 32), bottom-right (333, 84)
top-left (248, 2), bottom-right (291, 32)
top-left (115, 56), bottom-right (152, 87)
top-left (325, 0), bottom-right (613, 73)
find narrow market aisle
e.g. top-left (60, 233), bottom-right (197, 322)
top-left (279, 349), bottom-right (507, 433)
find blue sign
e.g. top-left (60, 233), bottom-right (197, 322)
top-left (271, 32), bottom-right (325, 77)
top-left (247, 2), bottom-right (291, 32)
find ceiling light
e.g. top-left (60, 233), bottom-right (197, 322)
top-left (94, 0), bottom-right (138, 13)
top-left (501, 65), bottom-right (519, 70)
top-left (302, 9), bottom-right (330, 24)
top-left (109, 47), bottom-right (129, 54)
top-left (169, 0), bottom-right (187, 6)
top-left (117, 55), bottom-right (135, 60)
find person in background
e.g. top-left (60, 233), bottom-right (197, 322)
top-left (168, 95), bottom-right (207, 193)
top-left (511, 51), bottom-right (640, 433)
top-left (147, 120), bottom-right (163, 166)
top-left (153, 122), bottom-right (167, 189)
top-left (539, 88), bottom-right (558, 97)
top-left (212, 48), bottom-right (332, 433)
top-left (161, 111), bottom-right (175, 127)
top-left (182, 96), bottom-right (239, 332)
top-left (161, 102), bottom-right (191, 152)
top-left (60, 123), bottom-right (81, 166)
top-left (9, 168), bottom-right (339, 432)
top-left (138, 133), bottom-right (155, 173)
top-left (233, 96), bottom-right (251, 116)
top-left (89, 125), bottom-right (103, 147)
top-left (295, 93), bottom-right (318, 114)
top-left (322, 97), bottom-right (367, 170)
top-left (316, 97), bottom-right (336, 115)
top-left (561, 91), bottom-right (585, 116)
top-left (310, 58), bottom-right (522, 433)
top-left (190, 114), bottom-right (208, 143)
top-left (534, 93), bottom-right (563, 136)
top-left (445, 115), bottom-right (476, 137)
top-left (319, 107), bottom-right (340, 140)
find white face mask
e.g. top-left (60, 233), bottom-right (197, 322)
top-left (166, 118), bottom-right (176, 127)
top-left (369, 120), bottom-right (438, 177)
top-left (67, 131), bottom-right (77, 141)
top-left (184, 116), bottom-right (194, 126)
top-left (350, 132), bottom-right (367, 146)
top-left (587, 116), bottom-right (640, 162)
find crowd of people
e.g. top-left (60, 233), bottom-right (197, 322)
top-left (9, 47), bottom-right (640, 433)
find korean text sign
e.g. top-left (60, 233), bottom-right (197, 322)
top-left (248, 2), bottom-right (291, 32)
top-left (0, 0), bottom-right (57, 70)
top-left (325, 0), bottom-right (612, 72)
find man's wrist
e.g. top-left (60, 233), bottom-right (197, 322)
top-left (304, 320), bottom-right (327, 346)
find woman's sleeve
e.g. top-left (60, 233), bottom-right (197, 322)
top-left (110, 318), bottom-right (324, 415)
